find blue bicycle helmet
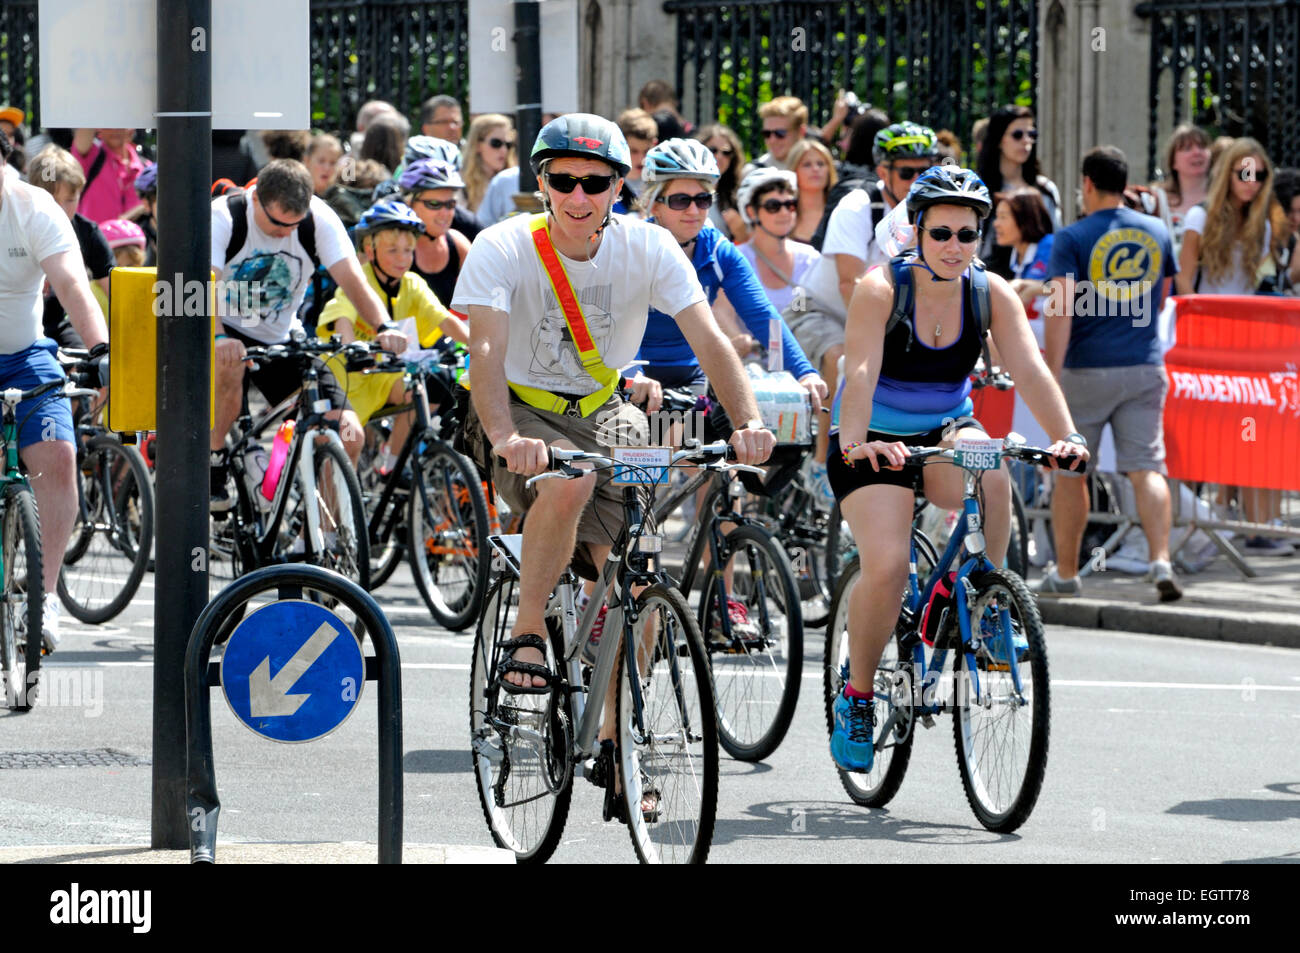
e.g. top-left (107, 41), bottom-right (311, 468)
top-left (905, 166), bottom-right (992, 223)
top-left (356, 200), bottom-right (426, 237)
top-left (134, 162), bottom-right (157, 196)
top-left (399, 157), bottom-right (465, 193)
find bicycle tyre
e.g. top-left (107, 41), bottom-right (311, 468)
top-left (823, 556), bottom-right (914, 808)
top-left (617, 582), bottom-right (718, 864)
top-left (469, 573), bottom-right (573, 863)
top-left (408, 442), bottom-right (489, 631)
top-left (759, 477), bottom-right (834, 628)
top-left (1, 484), bottom-right (42, 711)
top-left (699, 523), bottom-right (802, 762)
top-left (281, 437), bottom-right (371, 591)
top-left (357, 424), bottom-right (406, 590)
top-left (823, 501), bottom-right (855, 606)
top-left (1005, 481), bottom-right (1030, 580)
top-left (57, 437), bottom-right (154, 624)
top-left (952, 567), bottom-right (1050, 833)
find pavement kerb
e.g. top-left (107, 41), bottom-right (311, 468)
top-left (1035, 597), bottom-right (1300, 648)
top-left (0, 842), bottom-right (515, 864)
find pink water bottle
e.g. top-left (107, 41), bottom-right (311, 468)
top-left (261, 420), bottom-right (295, 501)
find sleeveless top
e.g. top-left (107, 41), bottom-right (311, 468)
top-left (412, 234), bottom-right (463, 308)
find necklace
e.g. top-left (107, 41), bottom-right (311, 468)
top-left (934, 316), bottom-right (943, 340)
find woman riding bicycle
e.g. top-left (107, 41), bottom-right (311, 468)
top-left (828, 165), bottom-right (1088, 772)
top-left (317, 200), bottom-right (468, 471)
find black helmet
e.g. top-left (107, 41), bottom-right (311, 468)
top-left (529, 113), bottom-right (632, 178)
top-left (905, 166), bottom-right (992, 223)
top-left (873, 121), bottom-right (939, 166)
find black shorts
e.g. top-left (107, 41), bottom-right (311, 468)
top-left (224, 325), bottom-right (352, 413)
top-left (827, 417), bottom-right (986, 498)
top-left (641, 363), bottom-right (707, 392)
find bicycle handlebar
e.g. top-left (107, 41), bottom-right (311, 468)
top-left (877, 440), bottom-right (1088, 474)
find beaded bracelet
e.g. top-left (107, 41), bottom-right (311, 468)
top-left (841, 441), bottom-right (864, 467)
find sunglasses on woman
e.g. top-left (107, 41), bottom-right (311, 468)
top-left (487, 137), bottom-right (514, 149)
top-left (658, 192), bottom-right (714, 210)
top-left (418, 198), bottom-right (457, 211)
top-left (921, 225), bottom-right (980, 244)
top-left (760, 198), bottom-right (798, 213)
top-left (1237, 166), bottom-right (1268, 182)
top-left (545, 172), bottom-right (616, 194)
top-left (1010, 128), bottom-right (1039, 141)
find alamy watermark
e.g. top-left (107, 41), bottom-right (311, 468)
top-left (152, 273), bottom-right (266, 328)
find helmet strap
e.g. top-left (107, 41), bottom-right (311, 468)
top-left (365, 242), bottom-right (404, 294)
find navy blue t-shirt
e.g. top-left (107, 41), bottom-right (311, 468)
top-left (1046, 206), bottom-right (1177, 368)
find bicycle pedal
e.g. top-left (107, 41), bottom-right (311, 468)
top-left (919, 713), bottom-right (935, 729)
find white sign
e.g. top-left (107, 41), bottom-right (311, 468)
top-left (468, 0), bottom-right (579, 116)
top-left (38, 0), bottom-right (308, 129)
top-left (610, 446), bottom-right (671, 485)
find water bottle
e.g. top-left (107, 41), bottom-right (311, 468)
top-left (261, 420), bottom-right (295, 501)
top-left (243, 446), bottom-right (270, 507)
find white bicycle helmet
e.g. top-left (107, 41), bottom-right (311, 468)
top-left (737, 166), bottom-right (798, 224)
top-left (643, 138), bottom-right (720, 184)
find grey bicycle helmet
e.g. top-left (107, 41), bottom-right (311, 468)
top-left (529, 113), bottom-right (631, 178)
top-left (403, 135), bottom-right (462, 170)
top-left (873, 121), bottom-right (939, 166)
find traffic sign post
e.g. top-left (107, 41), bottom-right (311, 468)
top-left (184, 565), bottom-right (403, 863)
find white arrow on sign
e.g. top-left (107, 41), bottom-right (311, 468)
top-left (248, 622), bottom-right (340, 718)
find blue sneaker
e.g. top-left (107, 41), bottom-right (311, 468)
top-left (830, 691), bottom-right (875, 772)
top-left (981, 607), bottom-right (1028, 665)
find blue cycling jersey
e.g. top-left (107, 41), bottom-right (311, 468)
top-left (637, 223), bottom-right (815, 382)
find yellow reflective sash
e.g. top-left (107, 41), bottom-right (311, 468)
top-left (508, 214), bottom-right (621, 417)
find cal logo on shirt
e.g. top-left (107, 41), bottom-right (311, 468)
top-left (7, 247), bottom-right (27, 258)
top-left (1087, 228), bottom-right (1161, 304)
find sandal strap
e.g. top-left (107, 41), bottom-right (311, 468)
top-left (498, 633), bottom-right (547, 653)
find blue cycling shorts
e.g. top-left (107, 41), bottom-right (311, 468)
top-left (0, 339), bottom-right (74, 450)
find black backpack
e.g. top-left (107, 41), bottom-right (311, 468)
top-left (223, 190), bottom-right (332, 334)
top-left (811, 179), bottom-right (884, 251)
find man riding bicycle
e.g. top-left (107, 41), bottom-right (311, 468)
top-left (828, 166), bottom-right (1089, 772)
top-left (455, 114), bottom-right (775, 700)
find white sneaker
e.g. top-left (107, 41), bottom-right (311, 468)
top-left (1145, 559), bottom-right (1183, 602)
top-left (42, 594), bottom-right (61, 654)
top-left (1033, 567), bottom-right (1082, 598)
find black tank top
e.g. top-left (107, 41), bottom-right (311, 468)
top-left (880, 276), bottom-right (982, 384)
top-left (412, 235), bottom-right (462, 309)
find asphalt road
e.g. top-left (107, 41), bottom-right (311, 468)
top-left (2, 561), bottom-right (1298, 864)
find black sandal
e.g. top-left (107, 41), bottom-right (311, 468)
top-left (495, 633), bottom-right (557, 695)
top-left (589, 740), bottom-right (661, 824)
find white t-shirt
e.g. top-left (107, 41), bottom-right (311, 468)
top-left (1182, 204), bottom-right (1271, 295)
top-left (821, 184), bottom-right (891, 270)
top-left (211, 187), bottom-right (353, 344)
top-left (736, 240), bottom-right (821, 314)
top-left (0, 169), bottom-right (77, 354)
top-left (453, 213), bottom-right (706, 397)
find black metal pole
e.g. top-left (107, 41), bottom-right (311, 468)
top-left (514, 0), bottom-right (542, 194)
top-left (153, 0), bottom-right (212, 849)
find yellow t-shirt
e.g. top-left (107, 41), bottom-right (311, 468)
top-left (317, 261), bottom-right (452, 424)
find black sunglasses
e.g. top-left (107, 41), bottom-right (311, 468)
top-left (263, 204), bottom-right (308, 229)
top-left (762, 128), bottom-right (790, 140)
top-left (921, 225), bottom-right (981, 244)
top-left (890, 164), bottom-right (930, 181)
top-left (760, 198), bottom-right (798, 213)
top-left (709, 145), bottom-right (734, 157)
top-left (487, 137), bottom-right (514, 149)
top-left (1237, 166), bottom-right (1268, 182)
top-left (545, 172), bottom-right (615, 195)
top-left (1010, 128), bottom-right (1039, 141)
top-left (418, 197), bottom-right (457, 211)
top-left (658, 192), bottom-right (714, 211)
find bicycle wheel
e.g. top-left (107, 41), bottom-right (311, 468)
top-left (1005, 481), bottom-right (1030, 580)
top-left (281, 437), bottom-right (370, 591)
top-left (357, 423), bottom-right (405, 590)
top-left (469, 573), bottom-right (572, 863)
top-left (952, 567), bottom-right (1050, 833)
top-left (699, 523), bottom-right (802, 762)
top-left (763, 478), bottom-right (835, 629)
top-left (1, 484), bottom-right (42, 711)
top-left (408, 442), bottom-right (489, 631)
top-left (57, 437), bottom-right (154, 624)
top-left (617, 583), bottom-right (718, 864)
top-left (823, 501), bottom-right (856, 604)
top-left (823, 557), bottom-right (913, 807)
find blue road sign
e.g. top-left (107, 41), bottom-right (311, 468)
top-left (220, 600), bottom-right (365, 743)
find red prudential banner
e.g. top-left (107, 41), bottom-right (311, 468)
top-left (1163, 295), bottom-right (1300, 491)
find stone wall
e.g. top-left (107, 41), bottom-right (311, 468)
top-left (580, 0), bottom-right (680, 118)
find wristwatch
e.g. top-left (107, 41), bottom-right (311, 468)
top-left (742, 418), bottom-right (765, 432)
top-left (1063, 432), bottom-right (1088, 448)
top-left (377, 320), bottom-right (400, 333)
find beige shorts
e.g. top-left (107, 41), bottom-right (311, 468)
top-left (785, 309), bottom-right (845, 373)
top-left (464, 392), bottom-right (647, 546)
